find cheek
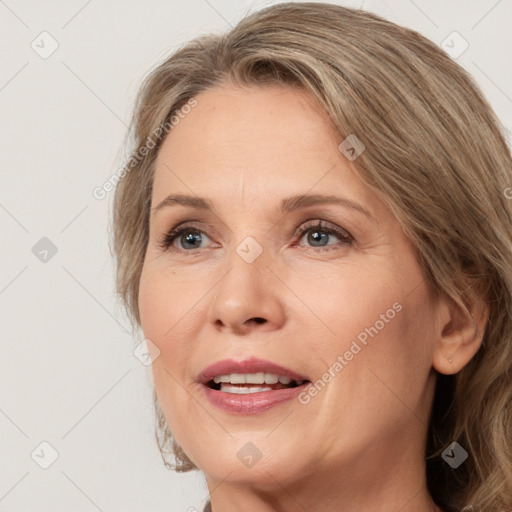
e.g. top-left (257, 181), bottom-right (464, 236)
top-left (138, 264), bottom-right (200, 341)
top-left (138, 267), bottom-right (197, 384)
top-left (291, 259), bottom-right (435, 401)
top-left (301, 276), bottom-right (436, 454)
top-left (138, 271), bottom-right (168, 353)
top-left (284, 259), bottom-right (402, 348)
top-left (138, 269), bottom-right (201, 451)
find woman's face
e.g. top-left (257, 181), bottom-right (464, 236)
top-left (139, 84), bottom-right (442, 491)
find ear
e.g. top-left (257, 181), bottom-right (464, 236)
top-left (432, 290), bottom-right (489, 375)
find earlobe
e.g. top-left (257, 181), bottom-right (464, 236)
top-left (432, 295), bottom-right (488, 375)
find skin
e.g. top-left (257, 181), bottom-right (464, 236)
top-left (138, 83), bottom-right (487, 512)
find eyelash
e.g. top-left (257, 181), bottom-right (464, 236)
top-left (158, 220), bottom-right (353, 254)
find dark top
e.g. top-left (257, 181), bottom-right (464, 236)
top-left (203, 500), bottom-right (212, 512)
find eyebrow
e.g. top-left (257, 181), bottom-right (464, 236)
top-left (152, 193), bottom-right (373, 220)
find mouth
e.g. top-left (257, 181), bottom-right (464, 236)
top-left (197, 357), bottom-right (311, 413)
top-left (205, 373), bottom-right (310, 394)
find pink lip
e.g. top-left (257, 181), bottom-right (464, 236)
top-left (197, 357), bottom-right (309, 384)
top-left (201, 384), bottom-right (309, 414)
top-left (197, 357), bottom-right (311, 415)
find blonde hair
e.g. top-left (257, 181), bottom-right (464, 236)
top-left (111, 3), bottom-right (512, 510)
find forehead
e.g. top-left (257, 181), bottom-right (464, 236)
top-left (152, 84), bottom-right (376, 213)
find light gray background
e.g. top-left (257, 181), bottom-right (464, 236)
top-left (1, 1), bottom-right (511, 511)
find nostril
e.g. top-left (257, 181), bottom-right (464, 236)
top-left (252, 317), bottom-right (266, 324)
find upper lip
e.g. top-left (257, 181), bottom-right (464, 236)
top-left (197, 357), bottom-right (310, 384)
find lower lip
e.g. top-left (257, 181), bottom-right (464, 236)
top-left (201, 383), bottom-right (310, 414)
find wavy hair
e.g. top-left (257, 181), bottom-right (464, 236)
top-left (111, 3), bottom-right (512, 510)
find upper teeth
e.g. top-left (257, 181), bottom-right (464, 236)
top-left (213, 373), bottom-right (303, 385)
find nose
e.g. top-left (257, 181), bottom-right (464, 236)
top-left (206, 243), bottom-right (286, 335)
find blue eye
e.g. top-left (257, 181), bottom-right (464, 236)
top-left (295, 221), bottom-right (352, 249)
top-left (160, 225), bottom-right (211, 251)
top-left (159, 220), bottom-right (353, 253)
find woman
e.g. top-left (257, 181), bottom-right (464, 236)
top-left (112, 3), bottom-right (512, 511)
